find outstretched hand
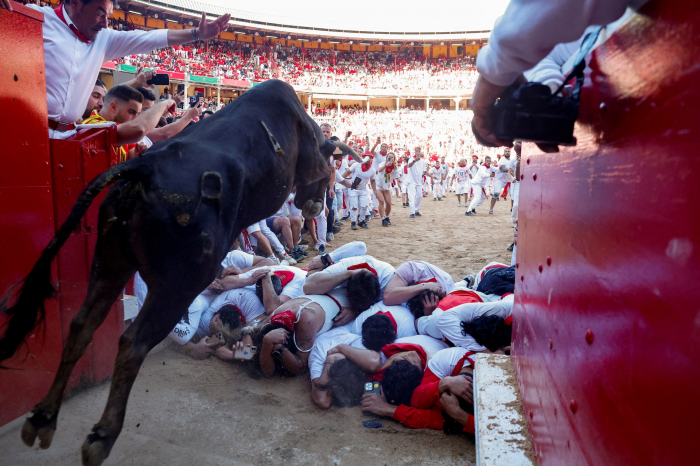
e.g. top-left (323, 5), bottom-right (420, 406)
top-left (196, 12), bottom-right (231, 40)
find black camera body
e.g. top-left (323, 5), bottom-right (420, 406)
top-left (490, 82), bottom-right (578, 145)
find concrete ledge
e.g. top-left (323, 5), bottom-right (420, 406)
top-left (475, 353), bottom-right (536, 466)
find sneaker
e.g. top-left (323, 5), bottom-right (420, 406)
top-left (489, 211), bottom-right (494, 215)
top-left (281, 253), bottom-right (297, 266)
top-left (472, 209), bottom-right (476, 214)
top-left (458, 203), bottom-right (462, 207)
top-left (415, 212), bottom-right (422, 217)
top-left (433, 198), bottom-right (437, 201)
top-left (326, 232), bottom-right (334, 242)
top-left (386, 217), bottom-right (391, 226)
top-left (507, 243), bottom-right (515, 252)
top-left (291, 247), bottom-right (306, 262)
top-left (351, 222), bottom-right (357, 230)
top-left (358, 221), bottom-right (369, 229)
top-left (298, 244), bottom-right (309, 252)
top-left (381, 218), bottom-right (389, 227)
top-left (463, 274), bottom-right (475, 288)
top-left (268, 254), bottom-right (281, 264)
top-left (341, 215), bottom-right (350, 221)
top-left (465, 211), bottom-right (476, 216)
top-left (365, 214), bottom-right (372, 223)
top-left (318, 244), bottom-right (326, 254)
top-left (333, 225), bottom-right (342, 234)
top-left (410, 214), bottom-right (415, 219)
top-left (438, 197), bottom-right (442, 201)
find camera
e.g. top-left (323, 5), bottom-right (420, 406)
top-left (488, 82), bottom-right (578, 146)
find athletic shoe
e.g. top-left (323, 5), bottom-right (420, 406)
top-left (340, 215), bottom-right (350, 221)
top-left (365, 214), bottom-right (372, 223)
top-left (381, 218), bottom-right (389, 227)
top-left (298, 245), bottom-right (309, 252)
top-left (438, 197), bottom-right (442, 201)
top-left (281, 253), bottom-right (297, 266)
top-left (489, 211), bottom-right (494, 215)
top-left (507, 243), bottom-right (515, 252)
top-left (351, 222), bottom-right (357, 230)
top-left (472, 209), bottom-right (476, 214)
top-left (463, 274), bottom-right (475, 288)
top-left (327, 232), bottom-right (334, 242)
top-left (433, 198), bottom-right (437, 201)
top-left (333, 225), bottom-right (342, 234)
top-left (318, 244), bottom-right (326, 254)
top-left (410, 214), bottom-right (415, 219)
top-left (415, 212), bottom-right (422, 217)
top-left (465, 211), bottom-right (476, 216)
top-left (386, 217), bottom-right (391, 225)
top-left (268, 254), bottom-right (281, 265)
top-left (358, 221), bottom-right (369, 229)
top-left (458, 203), bottom-right (462, 207)
top-left (291, 247), bottom-right (306, 262)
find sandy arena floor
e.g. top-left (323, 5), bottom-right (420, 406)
top-left (0, 190), bottom-right (514, 466)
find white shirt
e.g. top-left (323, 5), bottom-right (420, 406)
top-left (438, 301), bottom-right (513, 352)
top-left (408, 158), bottom-right (427, 184)
top-left (472, 165), bottom-right (498, 188)
top-left (221, 250), bottom-right (255, 270)
top-left (495, 158), bottom-right (512, 182)
top-left (320, 255), bottom-right (395, 294)
top-left (236, 265), bottom-right (307, 299)
top-left (29, 5), bottom-right (168, 125)
top-left (201, 289), bottom-right (265, 336)
top-left (455, 166), bottom-right (471, 186)
top-left (345, 302), bottom-right (417, 339)
top-left (394, 261), bottom-right (455, 294)
top-left (381, 335), bottom-right (449, 363)
top-left (348, 163), bottom-right (376, 190)
top-left (308, 329), bottom-right (366, 380)
top-left (427, 347), bottom-right (473, 379)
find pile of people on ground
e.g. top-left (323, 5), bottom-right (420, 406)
top-left (132, 239), bottom-right (516, 437)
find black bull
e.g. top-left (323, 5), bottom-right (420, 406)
top-left (0, 80), bottom-right (360, 466)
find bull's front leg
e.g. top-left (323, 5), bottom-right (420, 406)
top-left (295, 174), bottom-right (330, 220)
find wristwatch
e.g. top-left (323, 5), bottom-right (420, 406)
top-left (240, 327), bottom-right (253, 336)
top-left (320, 253), bottom-right (333, 268)
top-left (271, 348), bottom-right (284, 359)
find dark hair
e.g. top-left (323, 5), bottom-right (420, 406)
top-left (251, 322), bottom-right (297, 376)
top-left (157, 117), bottom-right (167, 128)
top-left (382, 360), bottom-right (423, 407)
top-left (201, 110), bottom-right (214, 117)
top-left (104, 85), bottom-right (143, 105)
top-left (461, 315), bottom-right (511, 352)
top-left (95, 79), bottom-right (106, 88)
top-left (136, 87), bottom-right (157, 102)
top-left (361, 314), bottom-right (396, 351)
top-left (442, 375), bottom-right (475, 435)
top-left (255, 274), bottom-right (282, 302)
top-left (347, 270), bottom-right (380, 312)
top-left (315, 358), bottom-right (367, 407)
top-left (81, 0), bottom-right (118, 5)
top-left (407, 290), bottom-right (431, 319)
top-left (329, 135), bottom-right (340, 141)
top-left (215, 305), bottom-right (243, 330)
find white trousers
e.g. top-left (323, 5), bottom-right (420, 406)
top-left (467, 186), bottom-right (488, 211)
top-left (349, 188), bottom-right (370, 222)
top-left (314, 195), bottom-right (328, 245)
top-left (511, 182), bottom-right (520, 226)
top-left (407, 182), bottom-right (423, 214)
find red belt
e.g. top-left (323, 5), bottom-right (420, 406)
top-left (48, 120), bottom-right (76, 132)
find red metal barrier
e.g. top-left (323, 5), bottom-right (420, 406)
top-left (0, 3), bottom-right (124, 427)
top-left (513, 1), bottom-right (700, 464)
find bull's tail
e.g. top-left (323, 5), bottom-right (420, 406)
top-left (0, 158), bottom-right (148, 363)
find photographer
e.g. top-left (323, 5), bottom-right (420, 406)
top-left (471, 0), bottom-right (632, 147)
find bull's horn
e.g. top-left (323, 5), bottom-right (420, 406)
top-left (334, 141), bottom-right (362, 163)
top-left (260, 121), bottom-right (285, 157)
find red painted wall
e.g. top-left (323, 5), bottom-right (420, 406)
top-left (513, 1), bottom-right (700, 464)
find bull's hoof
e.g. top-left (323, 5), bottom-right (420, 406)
top-left (81, 430), bottom-right (112, 466)
top-left (21, 409), bottom-right (57, 449)
top-left (301, 199), bottom-right (323, 219)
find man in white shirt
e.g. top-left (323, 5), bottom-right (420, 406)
top-left (429, 161), bottom-right (444, 201)
top-left (9, 0), bottom-right (229, 139)
top-left (465, 156), bottom-right (498, 216)
top-left (407, 147), bottom-right (428, 218)
top-left (439, 156), bottom-right (449, 198)
top-left (341, 157), bottom-right (376, 230)
top-left (489, 148), bottom-right (513, 214)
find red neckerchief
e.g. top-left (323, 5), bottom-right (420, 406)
top-left (54, 6), bottom-right (90, 44)
top-left (416, 278), bottom-right (437, 285)
top-left (347, 262), bottom-right (377, 276)
top-left (451, 351), bottom-right (476, 376)
top-left (272, 270), bottom-right (294, 288)
top-left (375, 311), bottom-right (398, 334)
top-left (270, 310), bottom-right (295, 332)
top-left (231, 305), bottom-right (246, 325)
top-left (369, 343), bottom-right (428, 382)
top-left (404, 164), bottom-right (409, 174)
top-left (385, 164), bottom-right (395, 174)
top-left (437, 290), bottom-right (483, 312)
top-left (241, 229), bottom-right (253, 253)
top-left (458, 163), bottom-right (467, 168)
top-left (361, 162), bottom-right (372, 172)
top-left (504, 315), bottom-right (514, 326)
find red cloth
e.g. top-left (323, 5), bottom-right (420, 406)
top-left (270, 310), bottom-right (295, 332)
top-left (375, 311), bottom-right (397, 334)
top-left (501, 182), bottom-right (511, 198)
top-left (347, 262), bottom-right (377, 276)
top-left (437, 290), bottom-right (483, 311)
top-left (54, 6), bottom-right (90, 43)
top-left (272, 270), bottom-right (294, 288)
top-left (480, 263), bottom-right (507, 279)
top-left (370, 343), bottom-right (428, 382)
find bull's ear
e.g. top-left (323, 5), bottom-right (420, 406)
top-left (319, 140), bottom-right (337, 158)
